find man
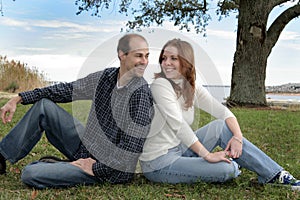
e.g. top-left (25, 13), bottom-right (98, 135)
top-left (0, 33), bottom-right (153, 189)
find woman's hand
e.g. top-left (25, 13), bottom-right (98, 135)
top-left (70, 158), bottom-right (96, 176)
top-left (225, 137), bottom-right (243, 159)
top-left (204, 151), bottom-right (231, 163)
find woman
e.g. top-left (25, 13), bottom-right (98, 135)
top-left (139, 38), bottom-right (299, 190)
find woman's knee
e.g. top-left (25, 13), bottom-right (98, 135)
top-left (204, 119), bottom-right (226, 138)
top-left (211, 119), bottom-right (226, 129)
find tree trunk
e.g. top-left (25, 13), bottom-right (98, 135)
top-left (227, 0), bottom-right (271, 107)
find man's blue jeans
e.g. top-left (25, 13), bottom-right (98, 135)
top-left (0, 99), bottom-right (99, 188)
top-left (141, 120), bottom-right (283, 184)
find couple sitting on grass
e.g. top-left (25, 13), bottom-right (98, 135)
top-left (0, 33), bottom-right (299, 191)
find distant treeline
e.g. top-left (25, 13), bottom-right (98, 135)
top-left (266, 83), bottom-right (300, 93)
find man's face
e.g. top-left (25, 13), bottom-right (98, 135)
top-left (120, 37), bottom-right (149, 78)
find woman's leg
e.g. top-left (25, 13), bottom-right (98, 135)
top-left (0, 98), bottom-right (84, 163)
top-left (142, 152), bottom-right (240, 184)
top-left (194, 119), bottom-right (283, 184)
top-left (21, 161), bottom-right (100, 189)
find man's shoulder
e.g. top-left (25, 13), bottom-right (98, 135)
top-left (86, 67), bottom-right (118, 83)
top-left (89, 67), bottom-right (118, 76)
top-left (131, 77), bottom-right (151, 92)
top-left (103, 67), bottom-right (118, 73)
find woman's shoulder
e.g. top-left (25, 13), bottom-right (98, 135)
top-left (151, 78), bottom-right (175, 94)
top-left (151, 77), bottom-right (171, 86)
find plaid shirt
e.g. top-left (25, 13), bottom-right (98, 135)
top-left (19, 67), bottom-right (153, 183)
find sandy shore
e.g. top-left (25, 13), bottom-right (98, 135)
top-left (267, 92), bottom-right (300, 96)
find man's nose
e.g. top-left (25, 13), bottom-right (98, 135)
top-left (141, 56), bottom-right (148, 64)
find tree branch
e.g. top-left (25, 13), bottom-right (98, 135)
top-left (269, 0), bottom-right (298, 10)
top-left (265, 4), bottom-right (300, 53)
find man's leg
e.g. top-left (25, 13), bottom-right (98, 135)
top-left (0, 98), bottom-right (84, 164)
top-left (21, 161), bottom-right (100, 189)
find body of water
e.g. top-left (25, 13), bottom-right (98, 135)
top-left (204, 86), bottom-right (300, 103)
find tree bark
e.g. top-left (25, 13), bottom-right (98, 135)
top-left (227, 0), bottom-right (271, 106)
top-left (227, 0), bottom-right (300, 107)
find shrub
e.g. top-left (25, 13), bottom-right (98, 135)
top-left (0, 55), bottom-right (48, 92)
top-left (4, 81), bottom-right (19, 93)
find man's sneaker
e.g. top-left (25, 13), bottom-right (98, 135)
top-left (278, 170), bottom-right (300, 191)
top-left (0, 153), bottom-right (6, 175)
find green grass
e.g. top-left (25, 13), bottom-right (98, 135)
top-left (0, 99), bottom-right (299, 199)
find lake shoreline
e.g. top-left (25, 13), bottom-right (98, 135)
top-left (266, 92), bottom-right (300, 96)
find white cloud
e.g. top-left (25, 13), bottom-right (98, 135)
top-left (0, 17), bottom-right (126, 33)
top-left (206, 29), bottom-right (236, 40)
top-left (279, 42), bottom-right (300, 51)
top-left (0, 17), bottom-right (27, 27)
top-left (280, 30), bottom-right (300, 40)
top-left (16, 47), bottom-right (53, 52)
top-left (42, 32), bottom-right (93, 40)
top-left (9, 54), bottom-right (86, 82)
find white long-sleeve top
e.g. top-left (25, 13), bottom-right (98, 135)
top-left (139, 78), bottom-right (235, 161)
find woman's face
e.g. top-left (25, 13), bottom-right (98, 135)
top-left (161, 46), bottom-right (181, 80)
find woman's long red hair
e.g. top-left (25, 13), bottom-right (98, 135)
top-left (155, 39), bottom-right (196, 109)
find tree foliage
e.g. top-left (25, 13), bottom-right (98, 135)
top-left (76, 0), bottom-right (216, 34)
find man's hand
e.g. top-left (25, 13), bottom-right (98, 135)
top-left (0, 96), bottom-right (22, 124)
top-left (70, 158), bottom-right (96, 176)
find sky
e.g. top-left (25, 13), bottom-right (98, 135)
top-left (0, 0), bottom-right (299, 86)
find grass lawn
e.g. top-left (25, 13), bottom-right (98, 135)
top-left (0, 99), bottom-right (299, 199)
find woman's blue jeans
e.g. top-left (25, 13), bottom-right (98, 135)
top-left (0, 99), bottom-right (99, 189)
top-left (141, 119), bottom-right (283, 184)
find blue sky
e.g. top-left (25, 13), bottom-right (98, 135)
top-left (0, 0), bottom-right (299, 86)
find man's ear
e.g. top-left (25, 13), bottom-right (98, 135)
top-left (118, 50), bottom-right (126, 60)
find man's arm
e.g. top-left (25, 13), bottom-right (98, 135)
top-left (19, 82), bottom-right (74, 105)
top-left (20, 71), bottom-right (104, 105)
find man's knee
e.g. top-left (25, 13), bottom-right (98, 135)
top-left (21, 163), bottom-right (37, 187)
top-left (33, 98), bottom-right (61, 115)
top-left (21, 162), bottom-right (46, 189)
top-left (38, 98), bottom-right (56, 108)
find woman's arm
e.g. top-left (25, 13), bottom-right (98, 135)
top-left (194, 85), bottom-right (243, 158)
top-left (190, 140), bottom-right (231, 163)
top-left (224, 117), bottom-right (243, 158)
